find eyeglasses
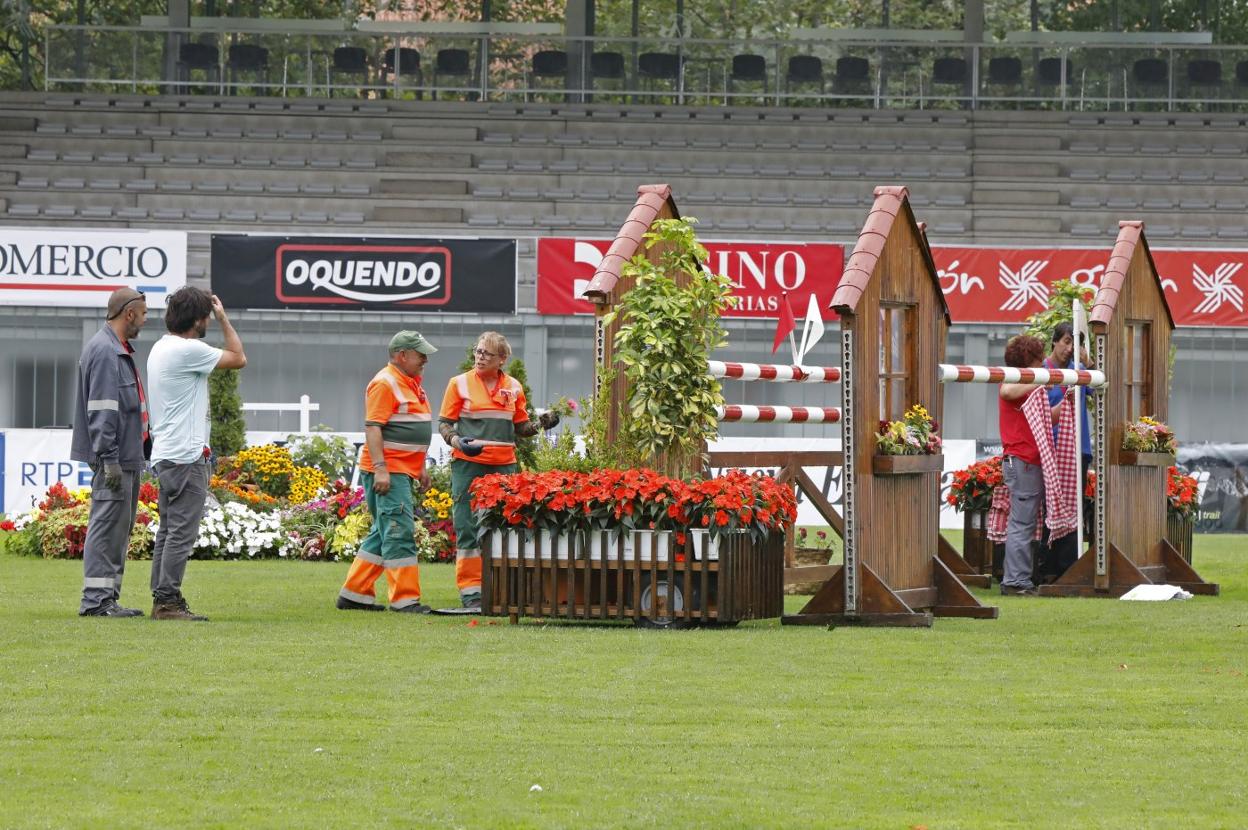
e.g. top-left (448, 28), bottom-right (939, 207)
top-left (474, 348), bottom-right (500, 359)
top-left (107, 292), bottom-right (146, 320)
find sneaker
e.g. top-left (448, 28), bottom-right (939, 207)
top-left (152, 598), bottom-right (209, 621)
top-left (336, 595), bottom-right (384, 612)
top-left (80, 600), bottom-right (144, 618)
top-left (1000, 585), bottom-right (1038, 597)
top-left (391, 602), bottom-right (433, 614)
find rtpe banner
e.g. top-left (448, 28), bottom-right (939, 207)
top-left (537, 238), bottom-right (844, 319)
top-left (211, 235), bottom-right (517, 313)
top-left (931, 246), bottom-right (1248, 327)
top-left (0, 227), bottom-right (186, 308)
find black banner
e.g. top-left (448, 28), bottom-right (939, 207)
top-left (211, 235), bottom-right (516, 313)
top-left (1177, 443), bottom-right (1248, 534)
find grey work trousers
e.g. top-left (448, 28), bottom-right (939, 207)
top-left (80, 465), bottom-right (141, 614)
top-left (1002, 455), bottom-right (1044, 590)
top-left (150, 458), bottom-right (211, 604)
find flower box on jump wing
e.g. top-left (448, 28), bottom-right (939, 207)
top-left (469, 469), bottom-right (795, 628)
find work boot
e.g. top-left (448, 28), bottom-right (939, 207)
top-left (391, 602), bottom-right (433, 614)
top-left (336, 595), bottom-right (384, 612)
top-left (80, 600), bottom-right (144, 618)
top-left (462, 597), bottom-right (483, 613)
top-left (152, 597), bottom-right (209, 621)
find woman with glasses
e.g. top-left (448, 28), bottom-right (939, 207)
top-left (437, 332), bottom-right (558, 611)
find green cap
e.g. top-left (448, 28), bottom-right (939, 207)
top-left (388, 330), bottom-right (437, 355)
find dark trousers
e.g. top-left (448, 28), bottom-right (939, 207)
top-left (80, 464), bottom-right (141, 613)
top-left (150, 458), bottom-right (210, 604)
top-left (1039, 454), bottom-right (1093, 581)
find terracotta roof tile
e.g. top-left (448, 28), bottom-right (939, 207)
top-left (830, 186), bottom-right (950, 324)
top-left (582, 184), bottom-right (679, 303)
top-left (1090, 220), bottom-right (1175, 328)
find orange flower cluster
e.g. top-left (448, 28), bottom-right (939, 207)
top-left (210, 475), bottom-right (278, 507)
top-left (469, 468), bottom-right (797, 540)
top-left (946, 456), bottom-right (1003, 513)
top-left (1166, 465), bottom-right (1200, 519)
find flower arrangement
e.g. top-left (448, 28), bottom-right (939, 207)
top-left (194, 502), bottom-right (286, 559)
top-left (1166, 465), bottom-right (1200, 519)
top-left (1085, 469), bottom-right (1096, 500)
top-left (417, 486), bottom-right (456, 563)
top-left (1122, 416), bottom-right (1177, 454)
top-left (469, 468), bottom-right (797, 545)
top-left (946, 456), bottom-right (1003, 513)
top-left (876, 404), bottom-right (942, 456)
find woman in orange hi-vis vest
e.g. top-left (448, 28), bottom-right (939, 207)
top-left (438, 332), bottom-right (558, 611)
top-left (337, 330), bottom-right (437, 614)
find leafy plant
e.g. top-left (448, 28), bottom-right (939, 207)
top-left (286, 428), bottom-right (356, 482)
top-left (946, 457), bottom-right (1004, 513)
top-left (1123, 416), bottom-right (1177, 453)
top-left (875, 404), bottom-right (942, 456)
top-left (602, 217), bottom-right (733, 479)
top-left (208, 368), bottom-right (246, 456)
top-left (1024, 279), bottom-right (1097, 361)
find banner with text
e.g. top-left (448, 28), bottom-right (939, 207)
top-left (0, 228), bottom-right (185, 308)
top-left (211, 235), bottom-right (517, 313)
top-left (536, 238), bottom-right (844, 319)
top-left (931, 246), bottom-right (1248, 327)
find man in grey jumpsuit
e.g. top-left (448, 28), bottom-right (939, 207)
top-left (70, 287), bottom-right (151, 617)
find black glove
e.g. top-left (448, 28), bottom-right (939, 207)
top-left (458, 437), bottom-right (483, 457)
top-left (102, 462), bottom-right (123, 490)
top-left (538, 411), bottom-right (560, 430)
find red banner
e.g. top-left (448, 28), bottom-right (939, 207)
top-left (931, 246), bottom-right (1248, 327)
top-left (537, 238), bottom-right (844, 319)
top-left (538, 239), bottom-right (1247, 327)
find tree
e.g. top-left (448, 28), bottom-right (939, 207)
top-left (208, 368), bottom-right (246, 456)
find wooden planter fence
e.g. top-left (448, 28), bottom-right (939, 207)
top-left (482, 528), bottom-right (785, 626)
top-left (1165, 513), bottom-right (1194, 564)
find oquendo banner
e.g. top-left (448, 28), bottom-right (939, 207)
top-left (211, 234), bottom-right (517, 313)
top-left (0, 227), bottom-right (185, 308)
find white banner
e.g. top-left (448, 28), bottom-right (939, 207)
top-left (0, 228), bottom-right (186, 308)
top-left (0, 429), bottom-right (90, 515)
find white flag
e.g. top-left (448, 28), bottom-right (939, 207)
top-left (797, 294), bottom-right (825, 362)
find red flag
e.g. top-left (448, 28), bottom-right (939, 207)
top-left (772, 292), bottom-right (796, 354)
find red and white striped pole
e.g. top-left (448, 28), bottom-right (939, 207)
top-left (708, 360), bottom-right (841, 384)
top-left (716, 405), bottom-right (841, 423)
top-left (938, 364), bottom-right (1106, 387)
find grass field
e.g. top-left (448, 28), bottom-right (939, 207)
top-left (1, 535), bottom-right (1245, 829)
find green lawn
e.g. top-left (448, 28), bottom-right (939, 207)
top-left (1, 537), bottom-right (1245, 829)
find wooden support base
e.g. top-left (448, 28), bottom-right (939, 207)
top-left (1039, 543), bottom-right (1143, 597)
top-left (1039, 540), bottom-right (1220, 598)
top-left (1159, 539), bottom-right (1220, 596)
top-left (781, 562), bottom-right (932, 628)
top-left (932, 556), bottom-right (998, 618)
top-left (936, 536), bottom-right (991, 589)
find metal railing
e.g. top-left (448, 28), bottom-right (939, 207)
top-left (39, 24), bottom-right (1248, 111)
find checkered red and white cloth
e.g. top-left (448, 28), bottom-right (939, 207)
top-left (986, 387), bottom-right (1079, 544)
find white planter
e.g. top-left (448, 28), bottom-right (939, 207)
top-left (612, 529), bottom-right (672, 562)
top-left (489, 529), bottom-right (572, 560)
top-left (687, 529), bottom-right (749, 561)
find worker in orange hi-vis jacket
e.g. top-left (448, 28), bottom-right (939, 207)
top-left (337, 330), bottom-right (437, 614)
top-left (437, 331), bottom-right (559, 611)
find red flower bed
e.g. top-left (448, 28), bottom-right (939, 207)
top-left (946, 456), bottom-right (1003, 513)
top-left (1167, 465), bottom-right (1200, 519)
top-left (469, 468), bottom-right (797, 542)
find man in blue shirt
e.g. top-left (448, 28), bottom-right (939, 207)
top-left (1040, 321), bottom-right (1093, 581)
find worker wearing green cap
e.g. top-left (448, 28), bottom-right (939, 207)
top-left (338, 330), bottom-right (438, 614)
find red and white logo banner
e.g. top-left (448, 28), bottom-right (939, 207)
top-left (931, 246), bottom-right (1248, 327)
top-left (537, 238), bottom-right (844, 319)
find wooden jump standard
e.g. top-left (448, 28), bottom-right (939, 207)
top-left (1038, 221), bottom-right (1218, 597)
top-left (782, 186), bottom-right (998, 628)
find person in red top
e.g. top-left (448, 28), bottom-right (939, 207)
top-left (337, 330), bottom-right (437, 614)
top-left (998, 334), bottom-right (1048, 596)
top-left (438, 332), bottom-right (559, 611)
